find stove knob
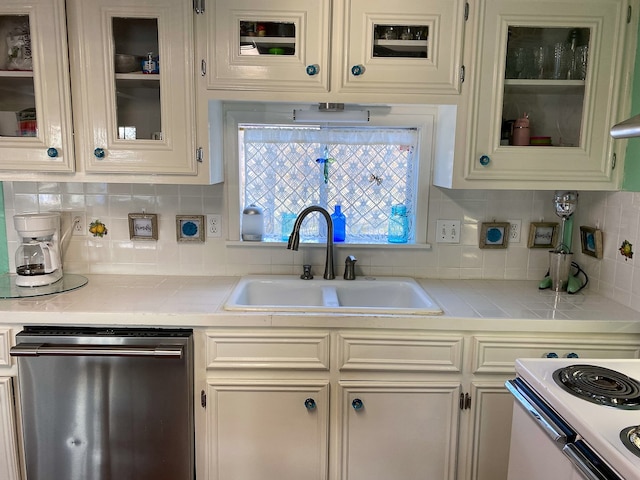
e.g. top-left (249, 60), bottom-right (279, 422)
top-left (545, 352), bottom-right (558, 358)
top-left (566, 352), bottom-right (579, 358)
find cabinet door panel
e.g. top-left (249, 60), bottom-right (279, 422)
top-left (67, 0), bottom-right (196, 175)
top-left (337, 0), bottom-right (465, 94)
top-left (206, 0), bottom-right (330, 92)
top-left (467, 0), bottom-right (628, 188)
top-left (465, 381), bottom-right (514, 480)
top-left (340, 382), bottom-right (460, 480)
top-left (0, 0), bottom-right (74, 172)
top-left (207, 381), bottom-right (329, 480)
top-left (0, 378), bottom-right (20, 480)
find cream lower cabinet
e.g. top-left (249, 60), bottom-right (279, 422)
top-left (200, 330), bottom-right (464, 480)
top-left (200, 329), bottom-right (640, 480)
top-left (461, 334), bottom-right (640, 480)
top-left (0, 377), bottom-right (20, 480)
top-left (338, 382), bottom-right (461, 480)
top-left (0, 328), bottom-right (20, 480)
top-left (206, 381), bottom-right (330, 480)
top-left (200, 331), bottom-right (332, 480)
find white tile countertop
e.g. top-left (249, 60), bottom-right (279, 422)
top-left (0, 274), bottom-right (638, 333)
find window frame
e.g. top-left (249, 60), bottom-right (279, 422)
top-left (223, 102), bottom-right (436, 246)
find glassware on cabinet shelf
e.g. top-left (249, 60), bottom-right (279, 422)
top-left (111, 17), bottom-right (161, 141)
top-left (239, 21), bottom-right (296, 56)
top-left (0, 15), bottom-right (37, 138)
top-left (372, 24), bottom-right (428, 58)
top-left (502, 26), bottom-right (590, 148)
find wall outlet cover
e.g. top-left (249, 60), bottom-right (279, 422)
top-left (436, 220), bottom-right (461, 243)
top-left (206, 214), bottom-right (222, 238)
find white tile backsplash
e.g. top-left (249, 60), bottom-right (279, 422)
top-left (3, 182), bottom-right (639, 311)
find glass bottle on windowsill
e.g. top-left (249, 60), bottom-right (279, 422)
top-left (388, 204), bottom-right (409, 243)
top-left (331, 204), bottom-right (346, 242)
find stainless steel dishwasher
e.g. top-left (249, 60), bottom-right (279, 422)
top-left (10, 326), bottom-right (194, 480)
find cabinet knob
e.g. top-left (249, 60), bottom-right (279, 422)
top-left (566, 352), bottom-right (579, 358)
top-left (351, 398), bottom-right (364, 410)
top-left (351, 65), bottom-right (365, 76)
top-left (479, 155), bottom-right (490, 166)
top-left (46, 147), bottom-right (58, 158)
top-left (545, 352), bottom-right (559, 358)
top-left (304, 398), bottom-right (316, 410)
top-left (306, 64), bottom-right (319, 76)
top-left (94, 148), bottom-right (106, 159)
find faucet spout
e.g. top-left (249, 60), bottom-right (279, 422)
top-left (286, 206), bottom-right (335, 280)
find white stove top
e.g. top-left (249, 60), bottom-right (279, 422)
top-left (515, 358), bottom-right (640, 480)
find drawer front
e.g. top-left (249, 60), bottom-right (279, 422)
top-left (338, 333), bottom-right (463, 372)
top-left (206, 332), bottom-right (330, 370)
top-left (0, 329), bottom-right (9, 367)
top-left (472, 336), bottom-right (640, 374)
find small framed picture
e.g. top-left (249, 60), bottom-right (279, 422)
top-left (128, 213), bottom-right (158, 240)
top-left (176, 215), bottom-right (205, 243)
top-left (528, 222), bottom-right (559, 249)
top-left (580, 226), bottom-right (603, 258)
top-left (479, 222), bottom-right (510, 249)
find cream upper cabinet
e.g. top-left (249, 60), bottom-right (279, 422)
top-left (203, 0), bottom-right (331, 93)
top-left (434, 0), bottom-right (637, 190)
top-left (66, 0), bottom-right (197, 175)
top-left (333, 0), bottom-right (466, 95)
top-left (200, 0), bottom-right (466, 96)
top-left (0, 0), bottom-right (74, 173)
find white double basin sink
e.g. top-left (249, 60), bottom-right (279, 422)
top-left (224, 275), bottom-right (443, 315)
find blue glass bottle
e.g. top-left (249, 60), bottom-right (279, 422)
top-left (331, 205), bottom-right (346, 242)
top-left (388, 204), bottom-right (408, 243)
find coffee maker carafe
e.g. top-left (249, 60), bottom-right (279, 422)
top-left (14, 213), bottom-right (63, 287)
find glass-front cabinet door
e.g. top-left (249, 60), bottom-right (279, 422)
top-left (468, 0), bottom-right (631, 188)
top-left (67, 0), bottom-right (196, 175)
top-left (335, 0), bottom-right (466, 95)
top-left (0, 0), bottom-right (74, 172)
top-left (205, 0), bottom-right (330, 92)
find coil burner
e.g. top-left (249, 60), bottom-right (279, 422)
top-left (553, 364), bottom-right (640, 410)
top-left (621, 426), bottom-right (640, 458)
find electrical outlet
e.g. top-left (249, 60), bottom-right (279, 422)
top-left (508, 219), bottom-right (522, 243)
top-left (436, 220), bottom-right (461, 243)
top-left (71, 212), bottom-right (87, 236)
top-left (206, 214), bottom-right (222, 238)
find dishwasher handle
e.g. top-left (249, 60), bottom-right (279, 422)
top-left (10, 343), bottom-right (183, 358)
